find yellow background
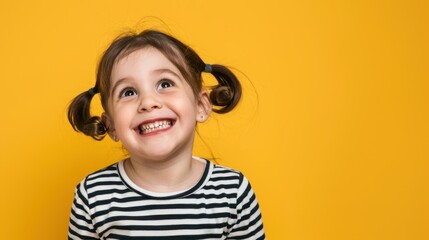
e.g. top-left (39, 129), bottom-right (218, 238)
top-left (0, 0), bottom-right (428, 239)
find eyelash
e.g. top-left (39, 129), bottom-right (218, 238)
top-left (118, 79), bottom-right (175, 98)
top-left (157, 79), bottom-right (175, 90)
top-left (119, 87), bottom-right (137, 98)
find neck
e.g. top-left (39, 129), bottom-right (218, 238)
top-left (125, 153), bottom-right (205, 193)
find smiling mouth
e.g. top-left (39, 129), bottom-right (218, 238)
top-left (137, 120), bottom-right (174, 135)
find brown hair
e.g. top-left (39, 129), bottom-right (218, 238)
top-left (68, 29), bottom-right (242, 140)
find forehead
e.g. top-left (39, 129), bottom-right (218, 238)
top-left (111, 47), bottom-right (181, 81)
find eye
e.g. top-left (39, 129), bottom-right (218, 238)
top-left (119, 87), bottom-right (137, 98)
top-left (157, 79), bottom-right (174, 90)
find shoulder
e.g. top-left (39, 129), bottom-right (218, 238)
top-left (74, 162), bottom-right (121, 194)
top-left (205, 161), bottom-right (254, 196)
top-left (211, 162), bottom-right (242, 178)
top-left (85, 162), bottom-right (120, 181)
top-left (208, 162), bottom-right (245, 186)
top-left (210, 162), bottom-right (258, 200)
top-left (210, 162), bottom-right (253, 185)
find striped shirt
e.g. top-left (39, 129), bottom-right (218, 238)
top-left (68, 158), bottom-right (265, 239)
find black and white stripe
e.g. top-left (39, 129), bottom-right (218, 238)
top-left (68, 158), bottom-right (265, 239)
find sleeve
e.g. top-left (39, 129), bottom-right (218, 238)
top-left (228, 173), bottom-right (266, 240)
top-left (68, 179), bottom-right (100, 240)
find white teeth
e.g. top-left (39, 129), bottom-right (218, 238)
top-left (139, 120), bottom-right (172, 134)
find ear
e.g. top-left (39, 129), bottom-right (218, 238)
top-left (196, 90), bottom-right (212, 123)
top-left (102, 112), bottom-right (119, 142)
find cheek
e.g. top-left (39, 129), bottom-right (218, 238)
top-left (174, 95), bottom-right (199, 115)
top-left (112, 105), bottom-right (135, 126)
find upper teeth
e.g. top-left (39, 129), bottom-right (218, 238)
top-left (139, 120), bottom-right (172, 133)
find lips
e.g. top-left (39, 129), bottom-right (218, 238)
top-left (137, 119), bottom-right (174, 135)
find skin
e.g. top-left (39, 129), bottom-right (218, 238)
top-left (103, 47), bottom-right (212, 193)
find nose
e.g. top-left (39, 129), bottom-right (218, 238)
top-left (138, 92), bottom-right (162, 112)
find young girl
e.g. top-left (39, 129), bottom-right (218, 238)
top-left (67, 29), bottom-right (265, 239)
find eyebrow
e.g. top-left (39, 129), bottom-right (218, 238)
top-left (110, 68), bottom-right (182, 96)
top-left (152, 68), bottom-right (181, 79)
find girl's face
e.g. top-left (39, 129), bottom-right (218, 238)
top-left (104, 47), bottom-right (210, 162)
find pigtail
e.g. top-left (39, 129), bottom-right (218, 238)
top-left (206, 64), bottom-right (242, 114)
top-left (67, 88), bottom-right (107, 141)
